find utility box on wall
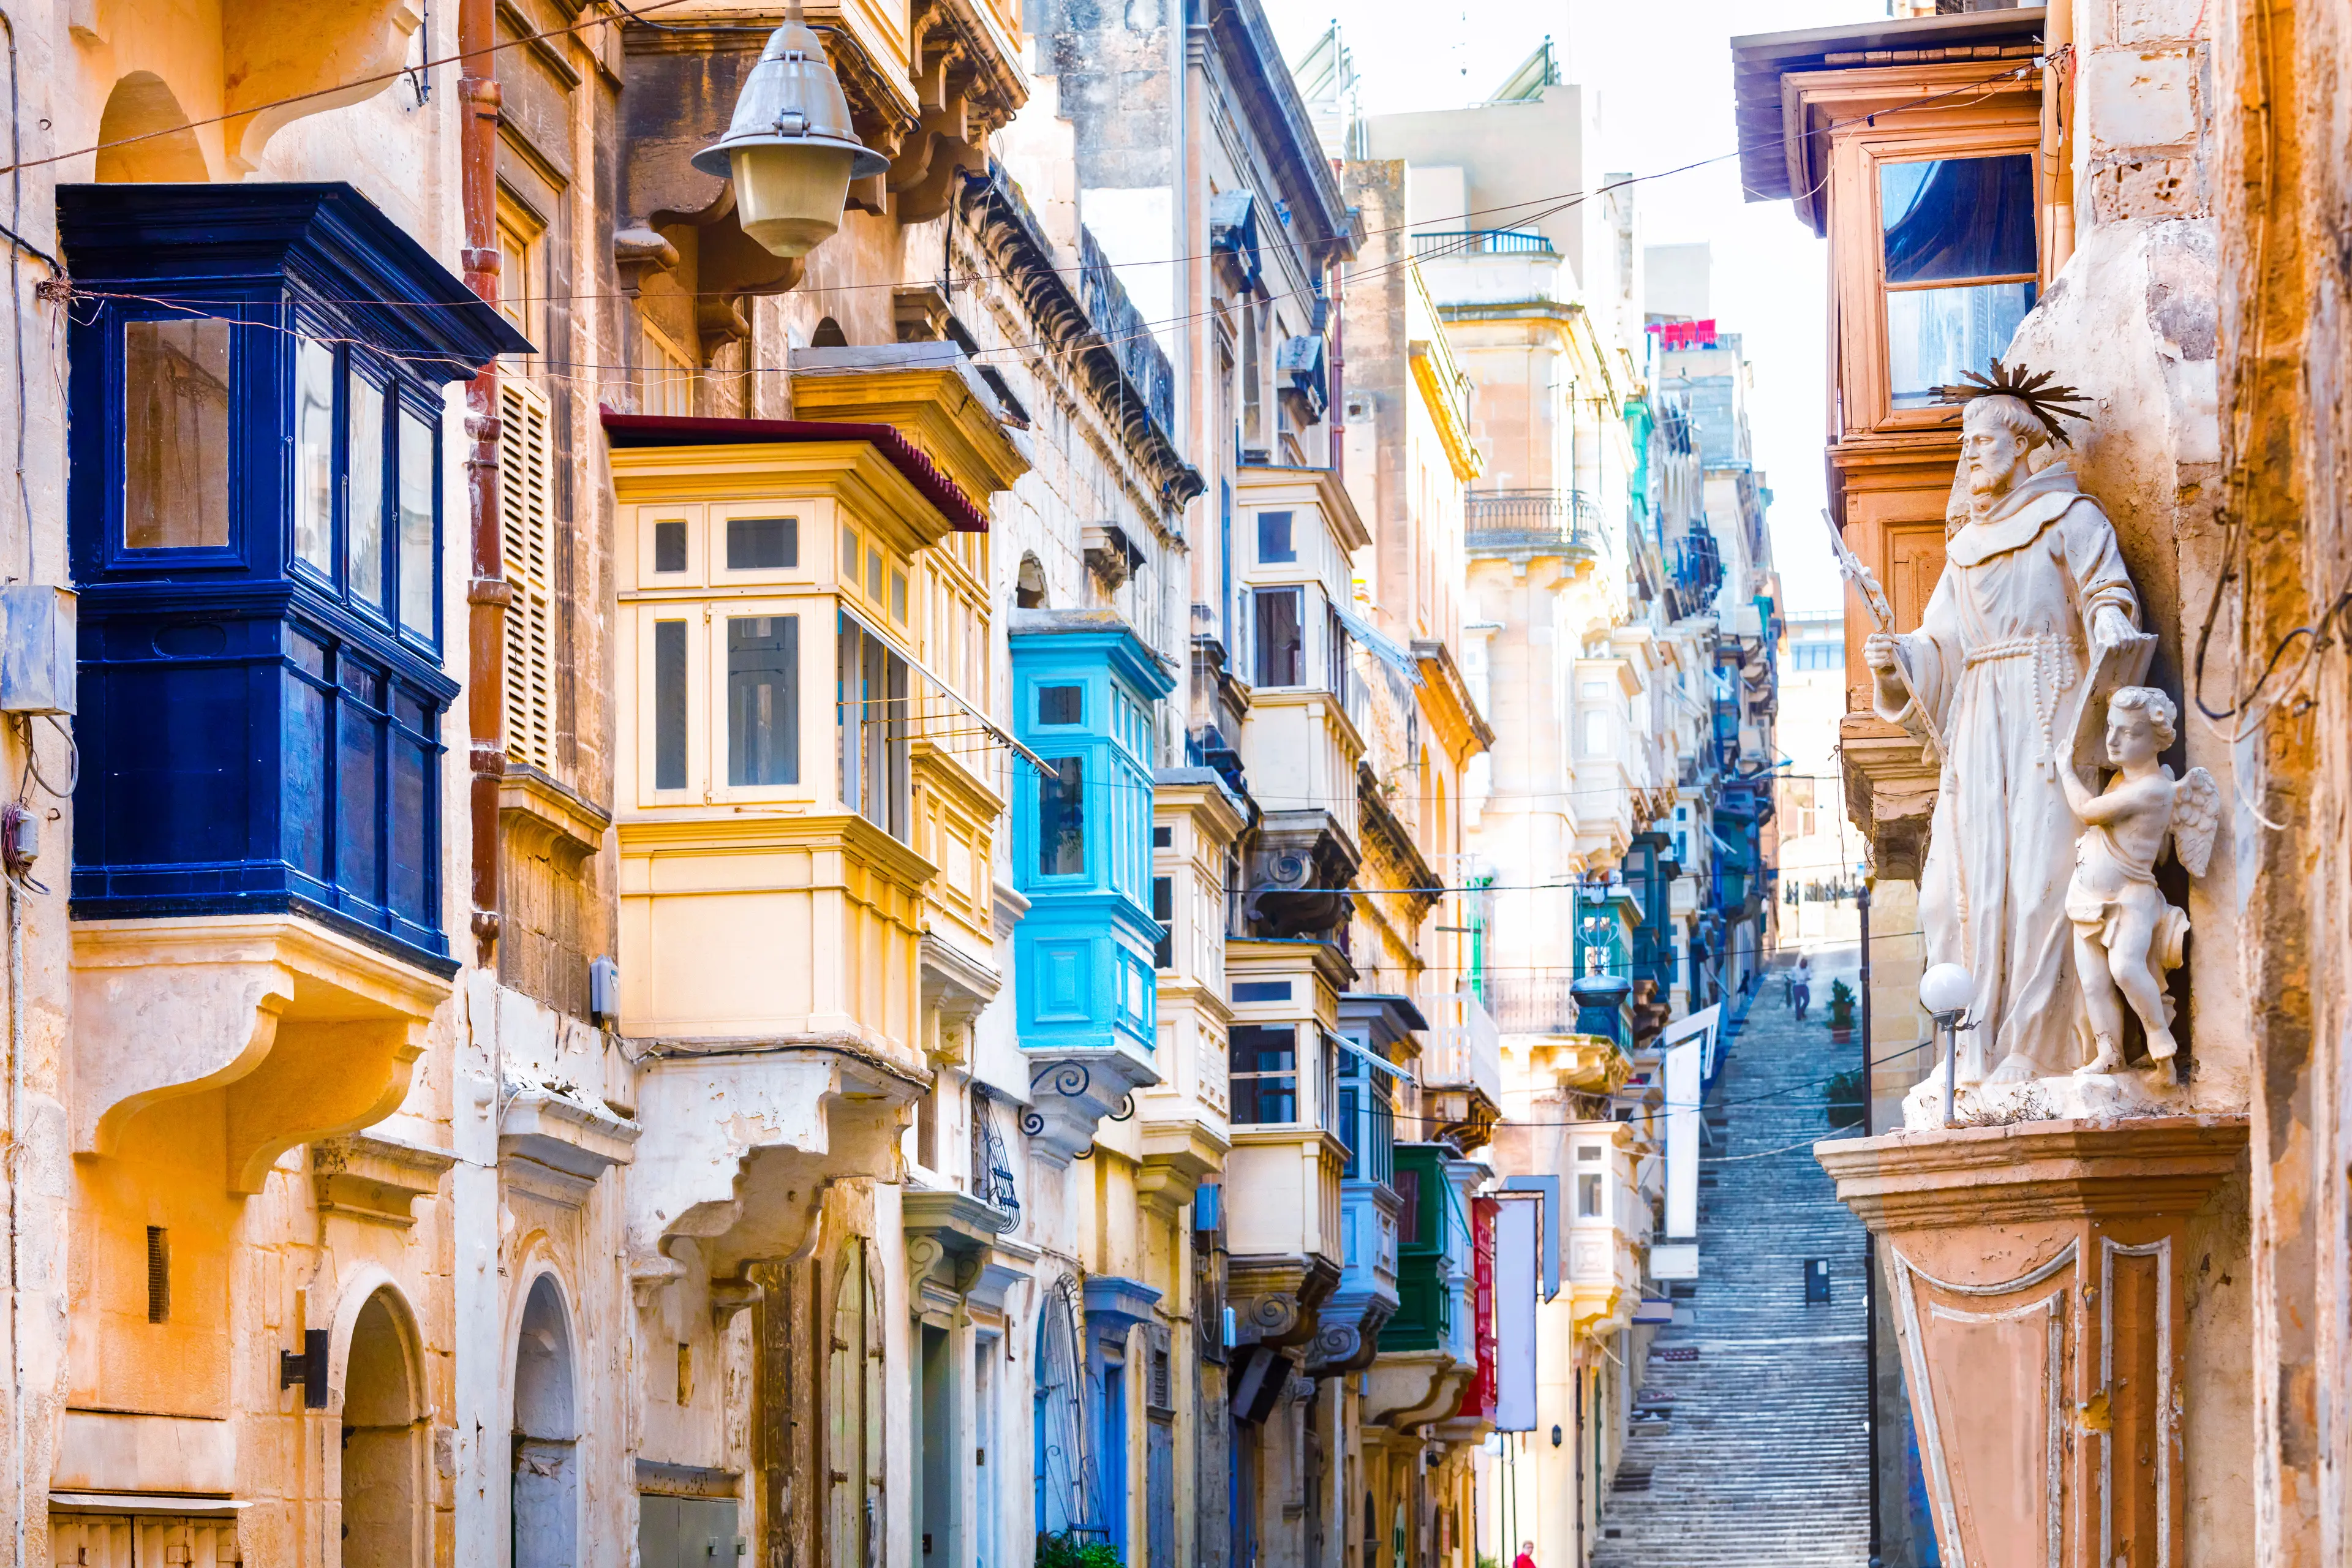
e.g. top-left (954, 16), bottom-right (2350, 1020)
top-left (0, 584), bottom-right (75, 715)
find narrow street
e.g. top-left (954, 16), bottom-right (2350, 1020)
top-left (1593, 954), bottom-right (1873, 1567)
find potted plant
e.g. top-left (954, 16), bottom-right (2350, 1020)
top-left (1826, 978), bottom-right (1857, 1043)
top-left (1037, 1532), bottom-right (1122, 1568)
top-left (1825, 1067), bottom-right (1864, 1128)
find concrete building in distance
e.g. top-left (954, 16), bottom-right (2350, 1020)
top-left (1773, 609), bottom-right (1862, 950)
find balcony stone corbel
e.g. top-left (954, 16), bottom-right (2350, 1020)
top-left (903, 1187), bottom-right (1012, 1319)
top-left (1226, 1253), bottom-right (1340, 1353)
top-left (626, 1044), bottom-right (920, 1302)
top-left (222, 0), bottom-right (423, 173)
top-left (499, 1080), bottom-right (641, 1207)
top-left (73, 917), bottom-right (448, 1194)
top-left (1021, 1050), bottom-right (1162, 1169)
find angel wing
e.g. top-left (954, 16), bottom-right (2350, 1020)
top-left (2170, 766), bottom-right (2221, 878)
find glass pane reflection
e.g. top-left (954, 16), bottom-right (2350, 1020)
top-left (1887, 281), bottom-right (2037, 409)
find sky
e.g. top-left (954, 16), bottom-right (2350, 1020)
top-left (1259, 0), bottom-right (1888, 614)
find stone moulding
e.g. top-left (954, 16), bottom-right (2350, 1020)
top-left (1818, 1114), bottom-right (2247, 1568)
top-left (500, 1081), bottom-right (642, 1207)
top-left (72, 914), bottom-right (448, 1193)
top-left (1021, 1048), bottom-right (1163, 1168)
top-left (312, 1128), bottom-right (460, 1226)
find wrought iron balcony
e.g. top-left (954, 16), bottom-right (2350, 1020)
top-left (1411, 228), bottom-right (1559, 261)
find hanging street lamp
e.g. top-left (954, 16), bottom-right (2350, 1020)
top-left (691, 6), bottom-right (890, 259)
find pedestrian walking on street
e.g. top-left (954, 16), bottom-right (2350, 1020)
top-left (1515, 1540), bottom-right (1537, 1568)
top-left (1792, 954), bottom-right (1813, 1022)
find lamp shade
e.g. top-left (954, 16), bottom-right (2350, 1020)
top-left (691, 20), bottom-right (890, 260)
top-left (1919, 962), bottom-right (1974, 1019)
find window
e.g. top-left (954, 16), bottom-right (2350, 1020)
top-left (1152, 875), bottom-right (1174, 969)
top-left (1880, 154), bottom-right (2037, 409)
top-left (347, 374), bottom-right (386, 609)
top-left (500, 379), bottom-right (557, 771)
top-left (1036, 755), bottom-right (1086, 877)
top-left (1253, 587), bottom-right (1303, 687)
top-left (1578, 1173), bottom-right (1603, 1218)
top-left (1394, 1166), bottom-right (1421, 1246)
top-left (396, 405), bottom-right (436, 637)
top-left (1257, 510), bottom-right (1295, 563)
top-left (1037, 684), bottom-right (1082, 725)
top-left (640, 315), bottom-right (697, 416)
top-left (496, 200), bottom-right (549, 360)
top-left (123, 318), bottom-right (231, 550)
top-left (1336, 1045), bottom-right (1395, 1186)
top-left (727, 515), bottom-right (796, 570)
top-left (727, 616), bottom-right (799, 786)
top-left (654, 520), bottom-right (688, 573)
top-left (1230, 1023), bottom-right (1299, 1125)
top-left (891, 567), bottom-right (908, 624)
top-left (653, 620), bottom-right (689, 790)
top-left (838, 617), bottom-right (910, 839)
top-left (294, 337), bottom-right (336, 573)
top-left (1326, 603), bottom-right (1351, 707)
top-left (1583, 709), bottom-right (1610, 756)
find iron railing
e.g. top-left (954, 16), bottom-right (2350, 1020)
top-left (1412, 228), bottom-right (1559, 261)
top-left (1466, 488), bottom-right (1603, 556)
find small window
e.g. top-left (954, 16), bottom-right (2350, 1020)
top-left (1152, 875), bottom-right (1174, 970)
top-left (1232, 981), bottom-right (1292, 1003)
top-left (145, 1226), bottom-right (169, 1324)
top-left (726, 615), bottom-right (799, 786)
top-left (1577, 1144), bottom-right (1602, 1161)
top-left (1037, 755), bottom-right (1086, 876)
top-left (1153, 825), bottom-right (1173, 848)
top-left (1257, 510), bottom-right (1295, 564)
top-left (293, 337), bottom-right (337, 573)
top-left (1253, 587), bottom-right (1303, 687)
top-left (1578, 1173), bottom-right (1603, 1218)
top-left (653, 619), bottom-right (688, 790)
top-left (1395, 1168), bottom-right (1421, 1246)
top-left (841, 523), bottom-right (859, 578)
top-left (1583, 709), bottom-right (1610, 755)
top-left (122, 317), bottom-right (232, 550)
top-left (1037, 685), bottom-right (1084, 726)
top-left (727, 515), bottom-right (796, 570)
top-left (347, 373), bottom-right (386, 609)
top-left (396, 406), bottom-right (436, 636)
top-left (891, 568), bottom-right (908, 624)
top-left (838, 617), bottom-right (911, 839)
top-left (654, 519), bottom-right (688, 573)
top-left (1879, 153), bottom-right (2038, 409)
top-left (867, 548), bottom-right (884, 602)
top-left (1229, 1023), bottom-right (1299, 1125)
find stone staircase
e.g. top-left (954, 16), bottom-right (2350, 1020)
top-left (1591, 961), bottom-right (1872, 1568)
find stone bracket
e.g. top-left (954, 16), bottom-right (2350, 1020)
top-left (312, 1128), bottom-right (459, 1226)
top-left (1021, 1047), bottom-right (1163, 1167)
top-left (72, 916), bottom-right (447, 1194)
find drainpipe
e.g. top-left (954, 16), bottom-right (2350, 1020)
top-left (1858, 878), bottom-right (1879, 1568)
top-left (458, 0), bottom-right (505, 969)
top-left (2041, 0), bottom-right (2075, 278)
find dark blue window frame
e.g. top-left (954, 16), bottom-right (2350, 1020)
top-left (60, 183), bottom-right (528, 974)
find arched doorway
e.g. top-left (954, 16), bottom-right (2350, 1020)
top-left (343, 1287), bottom-right (424, 1568)
top-left (827, 1240), bottom-right (885, 1568)
top-left (513, 1275), bottom-right (579, 1568)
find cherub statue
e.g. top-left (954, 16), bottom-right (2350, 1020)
top-left (2059, 687), bottom-right (2218, 1074)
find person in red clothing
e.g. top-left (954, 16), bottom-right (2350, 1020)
top-left (1513, 1542), bottom-right (1537, 1568)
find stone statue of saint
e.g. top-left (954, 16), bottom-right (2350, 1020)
top-left (1863, 372), bottom-right (2146, 1083)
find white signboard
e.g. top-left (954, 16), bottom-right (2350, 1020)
top-left (1494, 1197), bottom-right (1539, 1432)
top-left (1665, 1039), bottom-right (1702, 1240)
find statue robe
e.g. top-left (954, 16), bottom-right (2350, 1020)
top-left (1876, 461), bottom-right (2141, 1078)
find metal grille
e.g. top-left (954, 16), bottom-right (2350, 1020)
top-left (969, 1087), bottom-right (1021, 1229)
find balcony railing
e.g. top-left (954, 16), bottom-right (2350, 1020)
top-left (1466, 489), bottom-right (1603, 557)
top-left (1423, 990), bottom-right (1503, 1106)
top-left (1485, 976), bottom-right (1582, 1036)
top-left (1412, 228), bottom-right (1559, 261)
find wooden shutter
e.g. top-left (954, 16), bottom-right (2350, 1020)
top-left (498, 378), bottom-right (556, 771)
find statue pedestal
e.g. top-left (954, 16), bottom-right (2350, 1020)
top-left (1818, 1116), bottom-right (2245, 1568)
top-left (1900, 1066), bottom-right (2196, 1130)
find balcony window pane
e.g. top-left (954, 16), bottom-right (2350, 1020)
top-left (727, 515), bottom-right (795, 570)
top-left (1885, 281), bottom-right (2037, 409)
top-left (837, 619), bottom-right (911, 839)
top-left (1256, 510), bottom-right (1294, 563)
top-left (347, 374), bottom-right (386, 610)
top-left (397, 407), bottom-right (435, 635)
top-left (1037, 754), bottom-right (1085, 877)
top-left (1880, 154), bottom-right (2037, 284)
top-left (654, 519), bottom-right (688, 573)
top-left (1037, 685), bottom-right (1082, 726)
top-left (1578, 1172), bottom-right (1603, 1218)
top-left (1229, 1023), bottom-right (1298, 1125)
top-left (1152, 875), bottom-right (1174, 969)
top-left (726, 614), bottom-right (799, 786)
top-left (1253, 587), bottom-right (1302, 687)
top-left (294, 338), bottom-right (336, 573)
top-left (123, 318), bottom-right (230, 549)
top-left (653, 619), bottom-right (688, 790)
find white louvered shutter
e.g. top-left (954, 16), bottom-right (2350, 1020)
top-left (498, 379), bottom-right (556, 771)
